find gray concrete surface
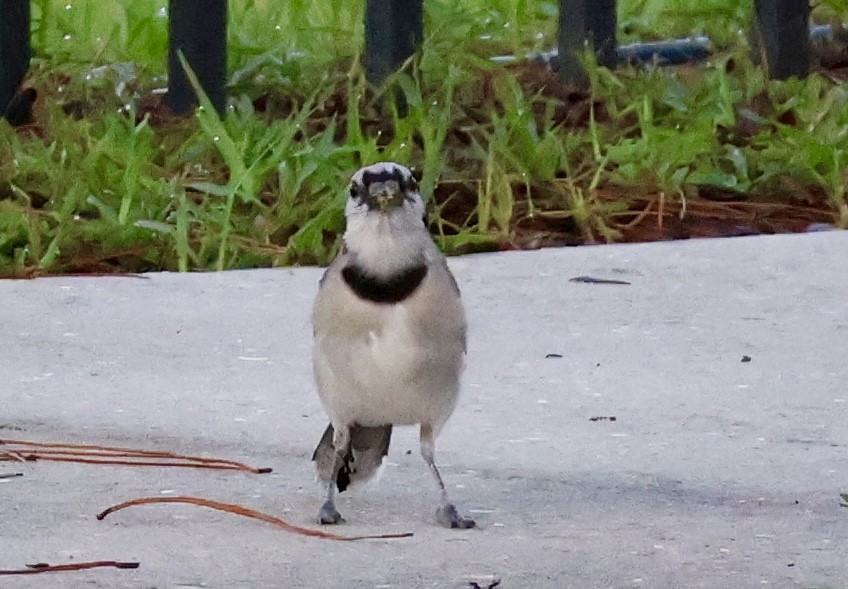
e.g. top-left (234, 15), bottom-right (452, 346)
top-left (1, 232), bottom-right (847, 588)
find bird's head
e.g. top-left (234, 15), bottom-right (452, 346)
top-left (346, 162), bottom-right (425, 223)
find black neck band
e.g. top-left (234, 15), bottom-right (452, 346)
top-left (342, 263), bottom-right (428, 304)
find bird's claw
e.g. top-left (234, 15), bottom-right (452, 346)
top-left (436, 503), bottom-right (475, 529)
top-left (317, 501), bottom-right (344, 525)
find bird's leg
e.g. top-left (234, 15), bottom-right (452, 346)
top-left (419, 424), bottom-right (475, 529)
top-left (317, 424), bottom-right (350, 525)
top-left (318, 481), bottom-right (341, 525)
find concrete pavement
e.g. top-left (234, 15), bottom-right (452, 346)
top-left (1, 232), bottom-right (847, 588)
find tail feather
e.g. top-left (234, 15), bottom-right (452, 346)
top-left (313, 423), bottom-right (393, 492)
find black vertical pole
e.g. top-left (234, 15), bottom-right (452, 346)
top-left (752, 0), bottom-right (810, 79)
top-left (167, 0), bottom-right (227, 115)
top-left (363, 0), bottom-right (423, 86)
top-left (558, 0), bottom-right (617, 87)
top-left (0, 0), bottom-right (31, 118)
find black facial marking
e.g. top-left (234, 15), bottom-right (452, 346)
top-left (360, 167), bottom-right (417, 193)
top-left (342, 263), bottom-right (428, 304)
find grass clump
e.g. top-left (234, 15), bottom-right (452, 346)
top-left (1, 0), bottom-right (847, 275)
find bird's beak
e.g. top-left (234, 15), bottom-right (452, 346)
top-left (367, 184), bottom-right (404, 213)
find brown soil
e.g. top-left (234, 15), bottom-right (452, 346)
top-left (431, 183), bottom-right (836, 253)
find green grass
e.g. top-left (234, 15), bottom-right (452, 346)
top-left (1, 0), bottom-right (847, 275)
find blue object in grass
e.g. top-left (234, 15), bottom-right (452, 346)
top-left (616, 36), bottom-right (713, 66)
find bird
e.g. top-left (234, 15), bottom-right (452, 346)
top-left (310, 161), bottom-right (475, 529)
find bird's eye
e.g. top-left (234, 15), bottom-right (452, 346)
top-left (349, 184), bottom-right (359, 199)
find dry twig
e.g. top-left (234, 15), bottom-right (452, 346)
top-left (96, 495), bottom-right (413, 541)
top-left (0, 439), bottom-right (272, 474)
top-left (0, 561), bottom-right (139, 575)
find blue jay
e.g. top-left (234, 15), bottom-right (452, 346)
top-left (311, 162), bottom-right (474, 529)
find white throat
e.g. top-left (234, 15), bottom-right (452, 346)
top-left (344, 210), bottom-right (433, 277)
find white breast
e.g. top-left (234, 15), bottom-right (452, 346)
top-left (313, 290), bottom-right (463, 431)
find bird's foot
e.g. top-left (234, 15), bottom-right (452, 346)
top-left (435, 502), bottom-right (475, 529)
top-left (317, 500), bottom-right (344, 525)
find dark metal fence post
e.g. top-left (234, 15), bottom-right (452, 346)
top-left (753, 0), bottom-right (810, 79)
top-left (0, 0), bottom-right (31, 118)
top-left (167, 0), bottom-right (227, 115)
top-left (558, 0), bottom-right (617, 87)
top-left (363, 0), bottom-right (423, 86)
